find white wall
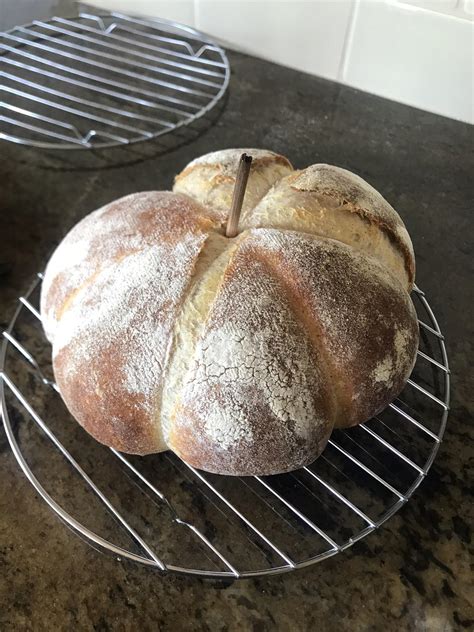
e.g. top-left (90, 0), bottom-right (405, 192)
top-left (77, 1), bottom-right (474, 122)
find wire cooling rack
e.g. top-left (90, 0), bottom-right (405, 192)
top-left (0, 12), bottom-right (230, 149)
top-left (0, 275), bottom-right (449, 578)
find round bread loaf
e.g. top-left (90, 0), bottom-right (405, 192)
top-left (41, 149), bottom-right (419, 476)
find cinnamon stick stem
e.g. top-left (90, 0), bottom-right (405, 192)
top-left (226, 153), bottom-right (253, 238)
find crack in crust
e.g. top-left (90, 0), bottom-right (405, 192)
top-left (158, 231), bottom-right (245, 443)
top-left (287, 166), bottom-right (415, 287)
top-left (167, 237), bottom-right (335, 475)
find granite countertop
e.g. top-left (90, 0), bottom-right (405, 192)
top-left (1, 47), bottom-right (473, 631)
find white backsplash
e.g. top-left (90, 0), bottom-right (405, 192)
top-left (342, 1), bottom-right (473, 123)
top-left (75, 1), bottom-right (474, 122)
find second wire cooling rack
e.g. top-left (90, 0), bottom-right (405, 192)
top-left (0, 11), bottom-right (230, 149)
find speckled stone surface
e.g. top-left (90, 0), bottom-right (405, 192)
top-left (1, 48), bottom-right (473, 631)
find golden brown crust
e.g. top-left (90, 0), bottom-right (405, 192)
top-left (174, 149), bottom-right (293, 182)
top-left (241, 165), bottom-right (415, 292)
top-left (287, 165), bottom-right (415, 288)
top-left (41, 192), bottom-right (216, 341)
top-left (45, 192), bottom-right (217, 454)
top-left (248, 229), bottom-right (419, 428)
top-left (173, 148), bottom-right (294, 225)
top-left (54, 341), bottom-right (157, 454)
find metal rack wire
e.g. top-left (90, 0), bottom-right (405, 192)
top-left (0, 12), bottom-right (230, 149)
top-left (0, 276), bottom-right (449, 578)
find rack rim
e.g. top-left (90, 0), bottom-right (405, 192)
top-left (0, 276), bottom-right (450, 578)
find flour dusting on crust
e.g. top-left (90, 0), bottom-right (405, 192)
top-left (184, 324), bottom-right (320, 450)
top-left (46, 192), bottom-right (214, 454)
top-left (372, 327), bottom-right (412, 387)
top-left (244, 228), bottom-right (419, 428)
top-left (41, 191), bottom-right (213, 341)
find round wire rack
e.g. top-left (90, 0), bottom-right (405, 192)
top-left (0, 275), bottom-right (449, 578)
top-left (0, 12), bottom-right (230, 149)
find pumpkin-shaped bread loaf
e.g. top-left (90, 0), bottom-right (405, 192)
top-left (41, 149), bottom-right (418, 476)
